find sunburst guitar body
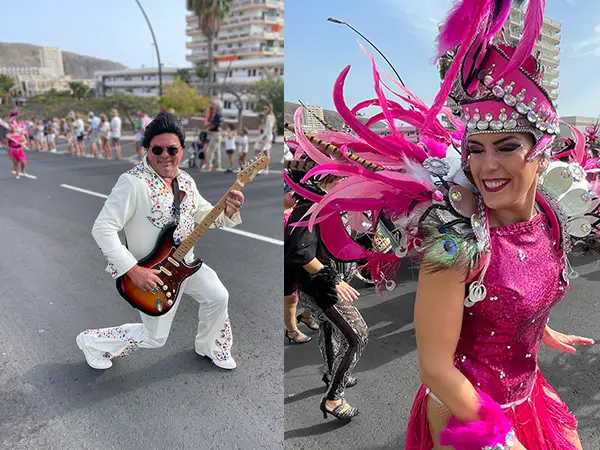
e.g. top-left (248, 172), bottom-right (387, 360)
top-left (115, 153), bottom-right (269, 316)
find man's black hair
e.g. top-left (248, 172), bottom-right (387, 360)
top-left (143, 112), bottom-right (186, 149)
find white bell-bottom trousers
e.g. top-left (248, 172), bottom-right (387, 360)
top-left (78, 263), bottom-right (233, 365)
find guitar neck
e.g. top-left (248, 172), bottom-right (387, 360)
top-left (173, 181), bottom-right (243, 260)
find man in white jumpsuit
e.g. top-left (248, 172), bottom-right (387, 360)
top-left (76, 112), bottom-right (244, 370)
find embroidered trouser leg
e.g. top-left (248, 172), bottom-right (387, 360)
top-left (78, 263), bottom-right (232, 363)
top-left (298, 292), bottom-right (368, 400)
top-left (184, 263), bottom-right (232, 362)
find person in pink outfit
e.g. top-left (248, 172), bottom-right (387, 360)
top-left (285, 0), bottom-right (598, 447)
top-left (4, 124), bottom-right (28, 179)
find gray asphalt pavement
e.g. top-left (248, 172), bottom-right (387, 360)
top-left (0, 146), bottom-right (283, 449)
top-left (284, 259), bottom-right (600, 449)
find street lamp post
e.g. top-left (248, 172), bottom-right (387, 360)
top-left (135, 0), bottom-right (163, 96)
top-left (327, 17), bottom-right (405, 87)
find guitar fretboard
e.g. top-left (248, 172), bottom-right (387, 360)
top-left (172, 181), bottom-right (242, 261)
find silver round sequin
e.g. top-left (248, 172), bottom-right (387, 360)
top-left (490, 120), bottom-right (504, 131)
top-left (423, 157), bottom-right (451, 177)
top-left (492, 85), bottom-right (505, 97)
top-left (476, 121), bottom-right (489, 131)
top-left (504, 94), bottom-right (517, 106)
top-left (569, 163), bottom-right (586, 182)
top-left (515, 102), bottom-right (529, 114)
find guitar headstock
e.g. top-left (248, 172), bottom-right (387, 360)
top-left (237, 152), bottom-right (270, 183)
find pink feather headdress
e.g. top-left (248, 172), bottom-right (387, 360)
top-left (426, 0), bottom-right (559, 167)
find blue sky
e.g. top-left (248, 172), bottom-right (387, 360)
top-left (0, 0), bottom-right (190, 68)
top-left (285, 0), bottom-right (600, 118)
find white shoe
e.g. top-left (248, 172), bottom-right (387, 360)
top-left (195, 350), bottom-right (236, 370)
top-left (76, 333), bottom-right (113, 369)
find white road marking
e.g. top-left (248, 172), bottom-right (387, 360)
top-left (11, 171), bottom-right (37, 179)
top-left (60, 184), bottom-right (108, 199)
top-left (220, 227), bottom-right (283, 245)
top-left (59, 184), bottom-right (283, 245)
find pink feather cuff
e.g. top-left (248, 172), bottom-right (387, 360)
top-left (439, 391), bottom-right (515, 450)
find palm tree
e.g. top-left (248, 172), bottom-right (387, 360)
top-left (438, 50), bottom-right (455, 81)
top-left (188, 0), bottom-right (232, 89)
top-left (0, 74), bottom-right (16, 105)
top-left (68, 81), bottom-right (92, 100)
top-left (176, 68), bottom-right (192, 86)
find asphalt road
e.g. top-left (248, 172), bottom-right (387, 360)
top-left (284, 259), bottom-right (600, 450)
top-left (0, 146), bottom-right (283, 449)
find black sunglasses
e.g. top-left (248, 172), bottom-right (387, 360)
top-left (151, 145), bottom-right (180, 156)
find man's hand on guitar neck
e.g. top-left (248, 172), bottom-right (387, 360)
top-left (224, 190), bottom-right (244, 218)
top-left (126, 265), bottom-right (162, 292)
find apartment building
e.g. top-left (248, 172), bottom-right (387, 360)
top-left (302, 105), bottom-right (326, 132)
top-left (40, 46), bottom-right (65, 78)
top-left (504, 7), bottom-right (561, 104)
top-left (95, 67), bottom-right (179, 97)
top-left (185, 0), bottom-right (284, 120)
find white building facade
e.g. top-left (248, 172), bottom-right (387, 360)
top-left (504, 7), bottom-right (561, 103)
top-left (0, 47), bottom-right (95, 101)
top-left (94, 67), bottom-right (179, 97)
top-left (39, 47), bottom-right (65, 77)
top-left (185, 0), bottom-right (284, 120)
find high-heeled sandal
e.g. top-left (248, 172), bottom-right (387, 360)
top-left (322, 373), bottom-right (358, 388)
top-left (285, 329), bottom-right (311, 344)
top-left (297, 313), bottom-right (319, 330)
top-left (319, 398), bottom-right (360, 421)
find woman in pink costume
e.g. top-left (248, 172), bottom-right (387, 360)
top-left (5, 123), bottom-right (28, 179)
top-left (285, 0), bottom-right (599, 447)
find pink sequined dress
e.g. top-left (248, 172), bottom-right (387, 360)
top-left (405, 212), bottom-right (579, 450)
top-left (7, 133), bottom-right (26, 163)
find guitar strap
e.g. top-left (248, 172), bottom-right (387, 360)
top-left (172, 176), bottom-right (181, 224)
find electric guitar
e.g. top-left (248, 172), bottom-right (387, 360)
top-left (116, 153), bottom-right (270, 316)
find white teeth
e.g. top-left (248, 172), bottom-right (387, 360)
top-left (484, 180), bottom-right (508, 189)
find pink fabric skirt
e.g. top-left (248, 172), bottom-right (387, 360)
top-left (8, 147), bottom-right (27, 163)
top-left (405, 370), bottom-right (579, 450)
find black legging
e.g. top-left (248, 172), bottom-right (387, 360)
top-left (298, 291), bottom-right (368, 400)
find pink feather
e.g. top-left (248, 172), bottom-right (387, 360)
top-left (351, 99), bottom-right (379, 116)
top-left (293, 107), bottom-right (332, 165)
top-left (485, 0), bottom-right (512, 41)
top-left (333, 66), bottom-right (413, 159)
top-left (495, 0), bottom-right (545, 82)
top-left (420, 136), bottom-right (449, 158)
top-left (422, 0), bottom-right (490, 134)
top-left (436, 0), bottom-right (491, 59)
top-left (283, 172), bottom-right (322, 203)
top-left (365, 44), bottom-right (398, 135)
top-left (440, 390), bottom-right (513, 450)
top-left (562, 122), bottom-right (586, 166)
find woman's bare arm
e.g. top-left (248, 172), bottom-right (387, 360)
top-left (415, 265), bottom-right (481, 423)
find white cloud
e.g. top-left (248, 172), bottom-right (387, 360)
top-left (572, 24), bottom-right (600, 57)
top-left (373, 0), bottom-right (452, 41)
